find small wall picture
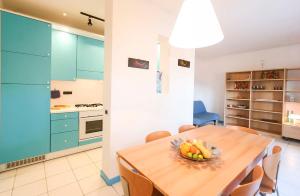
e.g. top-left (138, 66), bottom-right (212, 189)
top-left (128, 58), bottom-right (149, 69)
top-left (178, 59), bottom-right (190, 68)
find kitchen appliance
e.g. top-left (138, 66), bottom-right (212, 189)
top-left (78, 103), bottom-right (104, 141)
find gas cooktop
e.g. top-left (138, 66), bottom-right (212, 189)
top-left (75, 103), bottom-right (103, 108)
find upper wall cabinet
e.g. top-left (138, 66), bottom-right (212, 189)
top-left (51, 30), bottom-right (77, 80)
top-left (1, 11), bottom-right (51, 57)
top-left (77, 35), bottom-right (104, 80)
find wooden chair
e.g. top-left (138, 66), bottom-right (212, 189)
top-left (145, 131), bottom-right (171, 143)
top-left (178, 124), bottom-right (196, 133)
top-left (226, 125), bottom-right (259, 135)
top-left (259, 146), bottom-right (282, 196)
top-left (231, 165), bottom-right (264, 196)
top-left (117, 156), bottom-right (153, 196)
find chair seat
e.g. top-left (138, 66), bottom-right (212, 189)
top-left (259, 184), bottom-right (273, 194)
top-left (193, 112), bottom-right (219, 125)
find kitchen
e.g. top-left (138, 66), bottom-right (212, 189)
top-left (0, 5), bottom-right (105, 170)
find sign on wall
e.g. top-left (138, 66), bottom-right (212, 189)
top-left (178, 59), bottom-right (190, 68)
top-left (128, 58), bottom-right (149, 69)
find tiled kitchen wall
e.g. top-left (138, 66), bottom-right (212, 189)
top-left (51, 79), bottom-right (104, 106)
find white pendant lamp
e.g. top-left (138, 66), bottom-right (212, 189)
top-left (169, 0), bottom-right (224, 48)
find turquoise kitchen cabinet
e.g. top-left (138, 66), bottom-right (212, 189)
top-left (51, 119), bottom-right (78, 134)
top-left (51, 131), bottom-right (78, 152)
top-left (77, 35), bottom-right (104, 80)
top-left (1, 51), bottom-right (50, 84)
top-left (50, 112), bottom-right (79, 152)
top-left (0, 84), bottom-right (50, 163)
top-left (77, 70), bottom-right (104, 80)
top-left (51, 112), bottom-right (78, 121)
top-left (1, 11), bottom-right (51, 56)
top-left (51, 30), bottom-right (77, 80)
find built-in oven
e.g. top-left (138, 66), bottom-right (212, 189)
top-left (79, 110), bottom-right (103, 141)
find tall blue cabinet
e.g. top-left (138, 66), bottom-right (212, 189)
top-left (0, 11), bottom-right (51, 163)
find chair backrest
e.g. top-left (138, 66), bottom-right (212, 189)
top-left (231, 165), bottom-right (264, 196)
top-left (261, 145), bottom-right (282, 191)
top-left (226, 125), bottom-right (259, 135)
top-left (194, 100), bottom-right (207, 114)
top-left (145, 131), bottom-right (171, 143)
top-left (117, 156), bottom-right (153, 196)
top-left (178, 124), bottom-right (196, 133)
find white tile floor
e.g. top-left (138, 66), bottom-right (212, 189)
top-left (0, 137), bottom-right (300, 196)
top-left (0, 148), bottom-right (121, 196)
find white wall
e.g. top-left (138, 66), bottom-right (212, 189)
top-left (50, 80), bottom-right (104, 106)
top-left (102, 0), bottom-right (195, 178)
top-left (194, 44), bottom-right (300, 120)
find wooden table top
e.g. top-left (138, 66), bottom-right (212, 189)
top-left (117, 125), bottom-right (273, 196)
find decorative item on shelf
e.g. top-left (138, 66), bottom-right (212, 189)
top-left (178, 59), bottom-right (190, 68)
top-left (128, 58), bottom-right (149, 69)
top-left (252, 84), bottom-right (265, 90)
top-left (260, 70), bottom-right (280, 79)
top-left (227, 104), bottom-right (248, 109)
top-left (289, 113), bottom-right (300, 125)
top-left (234, 82), bottom-right (249, 90)
top-left (273, 86), bottom-right (283, 90)
top-left (290, 96), bottom-right (296, 102)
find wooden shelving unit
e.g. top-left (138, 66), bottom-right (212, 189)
top-left (225, 69), bottom-right (285, 135)
top-left (283, 68), bottom-right (300, 140)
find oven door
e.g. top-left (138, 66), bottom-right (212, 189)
top-left (79, 116), bottom-right (103, 141)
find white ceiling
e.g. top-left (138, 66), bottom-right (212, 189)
top-left (2, 0), bottom-right (300, 58)
top-left (1, 0), bottom-right (105, 35)
top-left (152, 0), bottom-right (300, 58)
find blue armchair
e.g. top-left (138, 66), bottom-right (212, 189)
top-left (193, 101), bottom-right (220, 126)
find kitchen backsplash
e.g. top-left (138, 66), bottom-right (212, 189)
top-left (51, 79), bottom-right (104, 106)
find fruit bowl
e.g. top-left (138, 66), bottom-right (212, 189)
top-left (171, 138), bottom-right (220, 162)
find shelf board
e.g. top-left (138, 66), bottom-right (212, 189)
top-left (226, 80), bottom-right (250, 82)
top-left (251, 127), bottom-right (281, 135)
top-left (251, 109), bottom-right (282, 115)
top-left (226, 115), bottom-right (249, 121)
top-left (251, 119), bottom-right (282, 126)
top-left (226, 107), bottom-right (250, 111)
top-left (285, 101), bottom-right (300, 104)
top-left (252, 90), bottom-right (283, 92)
top-left (227, 98), bottom-right (250, 101)
top-left (286, 79), bottom-right (300, 81)
top-left (286, 90), bottom-right (300, 93)
top-left (252, 100), bottom-right (283, 103)
top-left (252, 79), bottom-right (284, 81)
top-left (283, 122), bottom-right (300, 128)
top-left (227, 89), bottom-right (250, 92)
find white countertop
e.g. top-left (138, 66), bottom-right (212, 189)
top-left (50, 106), bottom-right (104, 114)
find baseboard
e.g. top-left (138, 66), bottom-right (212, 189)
top-left (100, 170), bottom-right (120, 186)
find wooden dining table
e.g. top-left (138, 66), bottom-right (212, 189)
top-left (117, 125), bottom-right (273, 196)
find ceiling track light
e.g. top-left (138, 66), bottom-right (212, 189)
top-left (80, 12), bottom-right (105, 27)
top-left (88, 17), bottom-right (93, 26)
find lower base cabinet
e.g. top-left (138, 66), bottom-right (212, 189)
top-left (51, 131), bottom-right (78, 152)
top-left (0, 84), bottom-right (50, 163)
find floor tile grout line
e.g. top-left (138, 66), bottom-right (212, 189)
top-left (43, 161), bottom-right (49, 195)
top-left (66, 153), bottom-right (85, 196)
top-left (12, 163), bottom-right (46, 190)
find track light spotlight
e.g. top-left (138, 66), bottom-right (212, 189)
top-left (88, 17), bottom-right (93, 26)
